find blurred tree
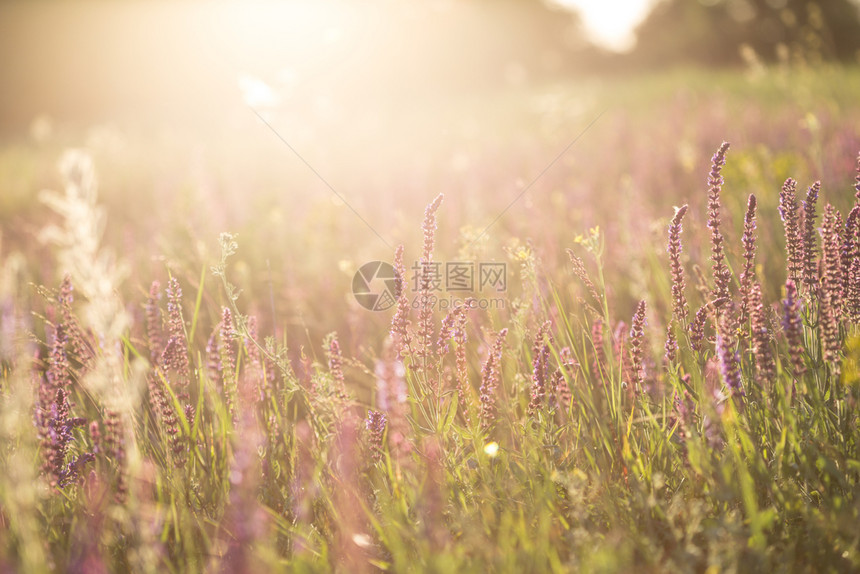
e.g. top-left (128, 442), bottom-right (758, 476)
top-left (385, 0), bottom-right (589, 93)
top-left (632, 0), bottom-right (860, 67)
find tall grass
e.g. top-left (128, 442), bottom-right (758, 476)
top-left (1, 75), bottom-right (860, 572)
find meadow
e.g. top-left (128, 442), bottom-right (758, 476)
top-left (1, 66), bottom-right (860, 572)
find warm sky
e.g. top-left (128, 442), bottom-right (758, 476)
top-left (559, 0), bottom-right (657, 51)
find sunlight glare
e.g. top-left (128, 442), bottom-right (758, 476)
top-left (556, 0), bottom-right (656, 51)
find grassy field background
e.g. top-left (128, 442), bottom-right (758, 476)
top-left (1, 66), bottom-right (860, 572)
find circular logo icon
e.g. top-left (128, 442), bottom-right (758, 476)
top-left (352, 261), bottom-right (399, 311)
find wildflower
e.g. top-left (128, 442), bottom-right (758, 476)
top-left (479, 328), bottom-right (507, 433)
top-left (689, 305), bottom-right (708, 354)
top-left (220, 307), bottom-right (238, 420)
top-left (664, 322), bottom-right (678, 366)
top-left (779, 178), bottom-right (803, 282)
top-left (667, 204), bottom-right (689, 324)
top-left (220, 307), bottom-right (237, 383)
top-left (782, 280), bottom-right (806, 376)
top-left (161, 277), bottom-right (190, 394)
top-left (416, 194), bottom-right (444, 361)
top-left (629, 301), bottom-right (647, 393)
top-left (103, 408), bottom-right (127, 503)
top-left (89, 420), bottom-right (102, 455)
top-left (821, 205), bottom-right (844, 304)
top-left (672, 388), bottom-right (696, 445)
top-left (390, 244), bottom-right (412, 357)
top-left (739, 195), bottom-right (757, 322)
top-left (820, 205), bottom-right (843, 366)
top-left (707, 142), bottom-right (732, 301)
top-left (566, 249), bottom-right (602, 308)
top-left (364, 410), bottom-right (387, 463)
top-left (528, 322), bottom-right (552, 416)
top-left (45, 321), bottom-right (71, 399)
top-left (847, 226), bottom-right (860, 324)
top-left (855, 150), bottom-right (860, 201)
top-left (58, 276), bottom-right (90, 366)
top-left (842, 206), bottom-right (860, 321)
top-left (160, 388), bottom-right (186, 467)
top-left (716, 306), bottom-right (742, 395)
top-left (165, 278), bottom-right (185, 340)
top-left (41, 387), bottom-right (89, 487)
top-left (801, 182), bottom-right (820, 291)
top-left (749, 282), bottom-right (776, 386)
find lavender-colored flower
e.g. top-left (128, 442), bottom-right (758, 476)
top-left (629, 301), bottom-right (647, 393)
top-left (165, 277), bottom-right (184, 339)
top-left (45, 322), bottom-right (70, 398)
top-left (707, 142), bottom-right (732, 301)
top-left (220, 307), bottom-right (237, 382)
top-left (672, 388), bottom-right (696, 445)
top-left (821, 205), bottom-right (844, 305)
top-left (417, 194), bottom-right (444, 361)
top-left (667, 204), bottom-right (689, 325)
top-left (567, 249), bottom-right (602, 308)
top-left (147, 369), bottom-right (186, 467)
top-left (842, 206), bottom-right (860, 320)
top-left (390, 244), bottom-right (412, 358)
top-left (855, 151), bottom-right (860, 201)
top-left (779, 178), bottom-right (803, 282)
top-left (739, 195), bottom-right (757, 322)
top-left (567, 249), bottom-right (602, 309)
top-left (184, 404), bottom-right (195, 432)
top-left (162, 390), bottom-right (186, 467)
top-left (846, 210), bottom-right (860, 323)
top-left (365, 410), bottom-right (387, 463)
top-left (479, 328), bottom-right (507, 433)
top-left (820, 205), bottom-right (844, 366)
top-left (749, 282), bottom-right (775, 386)
top-left (220, 307), bottom-right (239, 420)
top-left (801, 182), bottom-right (820, 291)
top-left (716, 308), bottom-right (743, 395)
top-left (528, 322), bottom-right (552, 416)
top-left (782, 280), bottom-right (806, 376)
top-left (58, 276), bottom-right (90, 367)
top-left (689, 306), bottom-right (708, 354)
top-left (162, 277), bottom-right (190, 391)
top-left (103, 408), bottom-right (127, 503)
top-left (664, 323), bottom-right (678, 366)
top-left (41, 387), bottom-right (89, 487)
